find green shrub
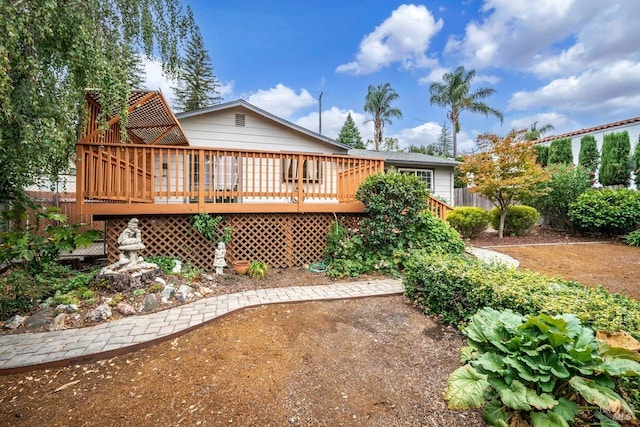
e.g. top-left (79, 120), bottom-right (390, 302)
top-left (446, 207), bottom-right (490, 239)
top-left (599, 131), bottom-right (631, 186)
top-left (632, 135), bottom-right (640, 187)
top-left (523, 164), bottom-right (591, 231)
top-left (248, 261), bottom-right (268, 279)
top-left (578, 134), bottom-right (600, 176)
top-left (446, 307), bottom-right (640, 426)
top-left (410, 211), bottom-right (465, 255)
top-left (403, 252), bottom-right (640, 333)
top-left (191, 213), bottom-right (232, 243)
top-left (534, 144), bottom-right (549, 167)
top-left (489, 205), bottom-right (539, 236)
top-left (145, 256), bottom-right (176, 275)
top-left (356, 172), bottom-right (429, 252)
top-left (547, 137), bottom-right (573, 165)
top-left (625, 230), bottom-right (640, 246)
top-left (568, 188), bottom-right (640, 235)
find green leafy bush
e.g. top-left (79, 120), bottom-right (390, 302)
top-left (446, 207), bottom-right (490, 239)
top-left (523, 164), bottom-right (591, 231)
top-left (599, 131), bottom-right (631, 186)
top-left (356, 172), bottom-right (429, 252)
top-left (547, 137), bottom-right (573, 165)
top-left (568, 188), bottom-right (640, 235)
top-left (248, 261), bottom-right (268, 279)
top-left (625, 230), bottom-right (640, 247)
top-left (191, 213), bottom-right (232, 243)
top-left (632, 135), bottom-right (640, 188)
top-left (489, 205), bottom-right (540, 236)
top-left (410, 211), bottom-right (465, 255)
top-left (403, 252), bottom-right (640, 333)
top-left (145, 256), bottom-right (176, 275)
top-left (446, 307), bottom-right (640, 426)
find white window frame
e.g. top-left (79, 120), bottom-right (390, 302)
top-left (398, 168), bottom-right (434, 191)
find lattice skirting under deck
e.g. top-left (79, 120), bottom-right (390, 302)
top-left (105, 213), bottom-right (363, 269)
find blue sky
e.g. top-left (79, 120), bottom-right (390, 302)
top-left (144, 1), bottom-right (640, 154)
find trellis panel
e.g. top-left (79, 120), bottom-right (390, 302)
top-left (106, 213), bottom-right (363, 269)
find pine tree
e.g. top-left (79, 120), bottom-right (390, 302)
top-left (632, 135), bottom-right (640, 187)
top-left (126, 51), bottom-right (147, 89)
top-left (535, 145), bottom-right (549, 167)
top-left (337, 113), bottom-right (365, 148)
top-left (438, 121), bottom-right (453, 157)
top-left (578, 135), bottom-right (599, 177)
top-left (173, 26), bottom-right (222, 112)
top-left (599, 131), bottom-right (631, 186)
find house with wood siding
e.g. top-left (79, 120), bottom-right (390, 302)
top-left (75, 90), bottom-right (451, 268)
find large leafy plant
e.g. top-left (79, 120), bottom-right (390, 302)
top-left (446, 307), bottom-right (640, 426)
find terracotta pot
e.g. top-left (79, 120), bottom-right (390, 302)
top-left (233, 260), bottom-right (250, 275)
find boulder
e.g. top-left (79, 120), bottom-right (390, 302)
top-left (85, 304), bottom-right (113, 322)
top-left (140, 294), bottom-right (159, 312)
top-left (25, 308), bottom-right (55, 331)
top-left (49, 313), bottom-right (67, 331)
top-left (116, 301), bottom-right (137, 316)
top-left (3, 314), bottom-right (26, 330)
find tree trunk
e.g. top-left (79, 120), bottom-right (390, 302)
top-left (498, 209), bottom-right (506, 238)
top-left (453, 129), bottom-right (457, 158)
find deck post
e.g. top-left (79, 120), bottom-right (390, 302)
top-left (75, 145), bottom-right (85, 218)
top-left (297, 154), bottom-right (304, 213)
top-left (198, 149), bottom-right (205, 212)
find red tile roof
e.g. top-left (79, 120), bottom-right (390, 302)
top-left (535, 116), bottom-right (640, 144)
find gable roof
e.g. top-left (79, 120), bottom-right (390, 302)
top-left (348, 149), bottom-right (458, 167)
top-left (82, 89), bottom-right (189, 146)
top-left (536, 116), bottom-right (640, 144)
top-left (176, 99), bottom-right (350, 151)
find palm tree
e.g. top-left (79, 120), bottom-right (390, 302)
top-left (429, 66), bottom-right (503, 157)
top-left (524, 121), bottom-right (555, 141)
top-left (364, 83), bottom-right (402, 151)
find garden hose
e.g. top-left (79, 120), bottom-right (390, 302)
top-left (309, 259), bottom-right (332, 273)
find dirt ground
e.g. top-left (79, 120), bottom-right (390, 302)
top-left (470, 227), bottom-right (640, 300)
top-left (1, 226), bottom-right (638, 426)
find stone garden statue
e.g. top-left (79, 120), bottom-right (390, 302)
top-left (214, 242), bottom-right (227, 274)
top-left (117, 218), bottom-right (146, 267)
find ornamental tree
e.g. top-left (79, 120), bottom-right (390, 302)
top-left (337, 113), bottom-right (365, 148)
top-left (578, 135), bottom-right (600, 178)
top-left (547, 137), bottom-right (573, 165)
top-left (459, 130), bottom-right (550, 238)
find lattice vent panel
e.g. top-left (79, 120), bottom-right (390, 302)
top-left (106, 213), bottom-right (364, 269)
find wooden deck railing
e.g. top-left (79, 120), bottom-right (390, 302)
top-left (76, 143), bottom-right (385, 216)
top-left (427, 195), bottom-right (453, 220)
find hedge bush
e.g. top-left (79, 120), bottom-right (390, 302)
top-left (446, 207), bottom-right (490, 239)
top-left (568, 188), bottom-right (640, 235)
top-left (547, 137), bottom-right (573, 165)
top-left (404, 252), bottom-right (640, 334)
top-left (578, 134), bottom-right (599, 177)
top-left (599, 131), bottom-right (631, 186)
top-left (534, 144), bottom-right (549, 167)
top-left (489, 205), bottom-right (539, 236)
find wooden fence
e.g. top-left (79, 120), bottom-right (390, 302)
top-left (454, 188), bottom-right (494, 211)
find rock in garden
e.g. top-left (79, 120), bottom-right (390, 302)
top-left (161, 285), bottom-right (175, 302)
top-left (25, 308), bottom-right (54, 331)
top-left (198, 286), bottom-right (214, 296)
top-left (85, 304), bottom-right (112, 322)
top-left (155, 277), bottom-right (167, 286)
top-left (67, 304), bottom-right (79, 313)
top-left (116, 302), bottom-right (137, 316)
top-left (49, 313), bottom-right (67, 331)
top-left (140, 294), bottom-right (159, 312)
top-left (175, 284), bottom-right (194, 302)
top-left (54, 304), bottom-right (68, 314)
top-left (202, 273), bottom-right (214, 282)
top-left (3, 315), bottom-right (26, 330)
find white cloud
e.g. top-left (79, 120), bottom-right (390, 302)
top-left (218, 81), bottom-right (235, 99)
top-left (393, 122), bottom-right (442, 149)
top-left (142, 59), bottom-right (178, 108)
top-left (508, 60), bottom-right (640, 115)
top-left (247, 84), bottom-right (315, 119)
top-left (418, 66), bottom-right (450, 85)
top-left (509, 112), bottom-right (577, 136)
top-left (295, 107), bottom-right (372, 140)
top-left (336, 4), bottom-right (443, 75)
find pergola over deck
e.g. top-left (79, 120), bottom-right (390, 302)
top-left (76, 90), bottom-right (386, 218)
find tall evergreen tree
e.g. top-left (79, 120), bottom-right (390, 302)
top-left (0, 0), bottom-right (194, 207)
top-left (599, 131), bottom-right (631, 186)
top-left (632, 135), bottom-right (640, 187)
top-left (364, 83), bottom-right (402, 151)
top-left (578, 135), bottom-right (600, 178)
top-left (438, 121), bottom-right (453, 157)
top-left (336, 113), bottom-right (365, 148)
top-left (429, 66), bottom-right (503, 157)
top-left (126, 51), bottom-right (147, 89)
top-left (173, 26), bottom-right (222, 112)
top-left (535, 145), bottom-right (549, 167)
top-left (547, 138), bottom-right (573, 165)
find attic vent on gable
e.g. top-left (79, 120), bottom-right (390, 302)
top-left (235, 113), bottom-right (246, 127)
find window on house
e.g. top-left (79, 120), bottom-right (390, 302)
top-left (192, 154), bottom-right (239, 190)
top-left (282, 158), bottom-right (323, 183)
top-left (398, 168), bottom-right (434, 191)
top-left (235, 113), bottom-right (246, 127)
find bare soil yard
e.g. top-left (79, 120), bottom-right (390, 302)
top-left (1, 226), bottom-right (638, 426)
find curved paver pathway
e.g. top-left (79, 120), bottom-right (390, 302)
top-left (0, 279), bottom-right (403, 374)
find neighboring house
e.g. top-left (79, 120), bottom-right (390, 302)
top-left (536, 116), bottom-right (640, 186)
top-left (74, 91), bottom-right (450, 267)
top-left (348, 149), bottom-right (457, 205)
